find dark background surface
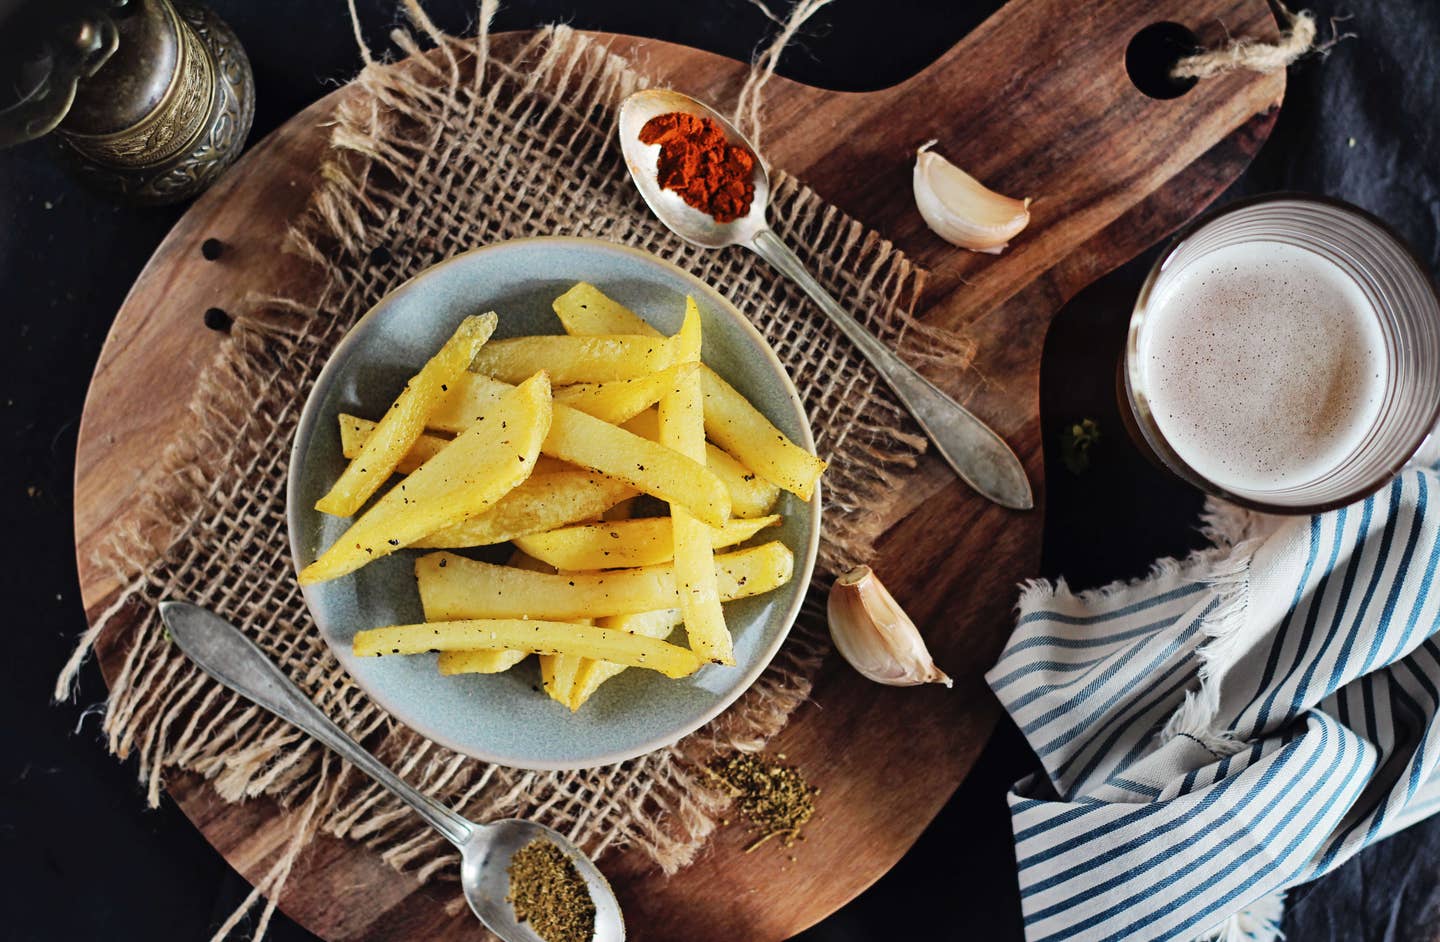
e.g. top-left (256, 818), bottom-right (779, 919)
top-left (3, 1), bottom-right (1439, 939)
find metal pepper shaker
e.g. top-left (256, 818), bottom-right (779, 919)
top-left (0, 0), bottom-right (254, 205)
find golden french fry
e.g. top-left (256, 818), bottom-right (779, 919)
top-left (699, 365), bottom-right (826, 501)
top-left (622, 409), bottom-right (780, 518)
top-left (471, 335), bottom-right (676, 385)
top-left (541, 652), bottom-right (582, 707)
top-left (531, 456), bottom-right (577, 475)
top-left (339, 414), bottom-right (450, 476)
top-left (601, 497), bottom-right (638, 521)
top-left (555, 295), bottom-right (818, 503)
top-left (414, 540), bottom-right (794, 622)
top-left (434, 550), bottom-right (552, 676)
top-left (437, 649), bottom-right (528, 675)
top-left (569, 544), bottom-right (798, 708)
top-left (552, 282), bottom-right (656, 336)
top-left (568, 614), bottom-right (675, 709)
top-left (298, 372), bottom-right (551, 585)
top-left (546, 405), bottom-right (730, 527)
top-left (343, 414), bottom-right (575, 479)
top-left (353, 620), bottom-right (702, 678)
top-left (512, 514), bottom-right (780, 570)
top-left (317, 313), bottom-right (497, 516)
top-left (553, 361), bottom-right (698, 425)
top-left (431, 374), bottom-right (730, 528)
top-left (552, 299), bottom-right (812, 509)
top-left (412, 471), bottom-right (636, 548)
top-left (656, 299), bottom-right (731, 664)
top-left (704, 441), bottom-right (782, 517)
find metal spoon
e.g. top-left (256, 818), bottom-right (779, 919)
top-left (158, 600), bottom-right (624, 942)
top-left (617, 88), bottom-right (1033, 510)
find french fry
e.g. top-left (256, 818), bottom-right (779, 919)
top-left (352, 620), bottom-right (702, 679)
top-left (568, 614), bottom-right (675, 709)
top-left (298, 372), bottom-right (551, 585)
top-left (339, 414), bottom-right (450, 476)
top-left (412, 472), bottom-right (636, 548)
top-left (539, 655), bottom-right (580, 704)
top-left (569, 546), bottom-right (798, 708)
top-left (601, 497), bottom-right (638, 521)
top-left (700, 366), bottom-right (826, 501)
top-left (658, 300), bottom-right (731, 664)
top-left (546, 405), bottom-right (730, 527)
top-left (434, 550), bottom-right (550, 676)
top-left (554, 293), bottom-right (820, 502)
top-left (342, 414), bottom-right (574, 479)
top-left (622, 409), bottom-right (780, 518)
top-left (704, 441), bottom-right (782, 517)
top-left (436, 549), bottom-right (595, 707)
top-left (414, 541), bottom-right (794, 621)
top-left (317, 313), bottom-right (496, 516)
top-left (531, 456), bottom-right (578, 475)
top-left (553, 361), bottom-right (698, 425)
top-left (513, 514), bottom-right (780, 570)
top-left (431, 374), bottom-right (730, 528)
top-left (471, 335), bottom-right (677, 385)
top-left (552, 282), bottom-right (655, 336)
top-left (437, 648), bottom-right (528, 675)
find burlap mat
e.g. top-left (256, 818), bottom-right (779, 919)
top-left (61, 7), bottom-right (964, 936)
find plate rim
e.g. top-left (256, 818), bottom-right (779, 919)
top-left (285, 235), bottom-right (823, 770)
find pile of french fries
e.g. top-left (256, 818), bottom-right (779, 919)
top-left (300, 283), bottom-right (826, 711)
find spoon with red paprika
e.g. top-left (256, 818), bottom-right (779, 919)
top-left (618, 89), bottom-right (1032, 511)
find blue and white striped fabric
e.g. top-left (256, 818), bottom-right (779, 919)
top-left (987, 463), bottom-right (1440, 942)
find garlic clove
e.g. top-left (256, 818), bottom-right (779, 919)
top-left (913, 139), bottom-right (1031, 254)
top-left (827, 565), bottom-right (952, 688)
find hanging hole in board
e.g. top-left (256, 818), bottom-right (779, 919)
top-left (1126, 22), bottom-right (1200, 100)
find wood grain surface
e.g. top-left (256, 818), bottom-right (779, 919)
top-left (74, 1), bottom-right (1285, 938)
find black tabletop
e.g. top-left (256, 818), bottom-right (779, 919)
top-left (4, 2), bottom-right (1439, 940)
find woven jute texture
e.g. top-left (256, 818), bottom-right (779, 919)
top-left (62, 12), bottom-right (959, 934)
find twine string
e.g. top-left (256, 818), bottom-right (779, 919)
top-left (1171, 3), bottom-right (1346, 81)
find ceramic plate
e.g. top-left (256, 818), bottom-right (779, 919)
top-left (287, 237), bottom-right (821, 769)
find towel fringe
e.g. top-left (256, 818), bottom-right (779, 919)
top-left (1192, 889), bottom-right (1286, 942)
top-left (1160, 536), bottom-right (1261, 756)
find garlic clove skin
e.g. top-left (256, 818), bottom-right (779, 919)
top-left (913, 139), bottom-right (1031, 254)
top-left (827, 565), bottom-right (952, 688)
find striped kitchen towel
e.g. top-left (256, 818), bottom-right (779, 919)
top-left (987, 462), bottom-right (1440, 942)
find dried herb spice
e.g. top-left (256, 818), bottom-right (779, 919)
top-left (506, 839), bottom-right (596, 942)
top-left (710, 752), bottom-right (817, 852)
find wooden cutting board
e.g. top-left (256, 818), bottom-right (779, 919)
top-left (74, 1), bottom-right (1285, 938)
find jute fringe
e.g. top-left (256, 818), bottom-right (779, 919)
top-left (58, 4), bottom-right (964, 937)
top-left (734, 0), bottom-right (834, 151)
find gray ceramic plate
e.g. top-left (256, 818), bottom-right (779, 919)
top-left (287, 237), bottom-right (821, 770)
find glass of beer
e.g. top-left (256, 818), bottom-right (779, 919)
top-left (1121, 195), bottom-right (1440, 514)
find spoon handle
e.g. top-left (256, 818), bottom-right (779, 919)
top-left (158, 600), bottom-right (475, 848)
top-left (747, 228), bottom-right (1033, 510)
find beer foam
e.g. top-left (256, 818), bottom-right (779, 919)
top-left (1140, 240), bottom-right (1387, 495)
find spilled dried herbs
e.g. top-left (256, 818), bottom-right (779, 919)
top-left (710, 751), bottom-right (817, 852)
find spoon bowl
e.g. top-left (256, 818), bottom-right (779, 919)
top-left (616, 88), bottom-right (769, 248)
top-left (461, 818), bottom-right (626, 942)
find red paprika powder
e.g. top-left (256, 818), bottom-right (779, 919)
top-left (638, 112), bottom-right (756, 223)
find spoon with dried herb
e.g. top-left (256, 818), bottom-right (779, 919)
top-left (159, 601), bottom-right (624, 942)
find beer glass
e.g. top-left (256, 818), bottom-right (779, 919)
top-left (1120, 195), bottom-right (1440, 514)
